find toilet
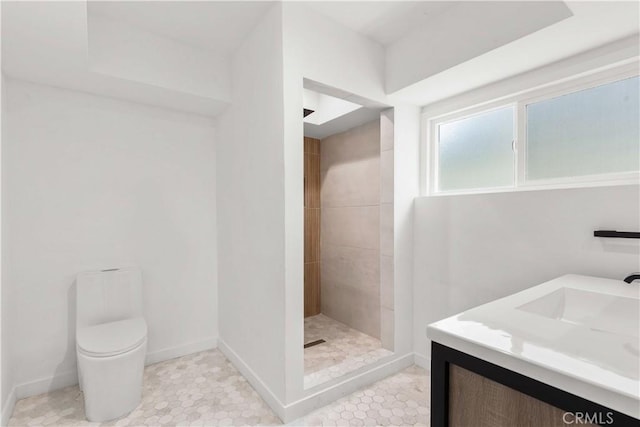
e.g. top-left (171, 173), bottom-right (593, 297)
top-left (76, 267), bottom-right (148, 422)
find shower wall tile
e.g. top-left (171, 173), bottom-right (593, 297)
top-left (320, 120), bottom-right (380, 171)
top-left (320, 157), bottom-right (380, 207)
top-left (380, 150), bottom-right (394, 204)
top-left (305, 153), bottom-right (321, 208)
top-left (380, 254), bottom-right (394, 310)
top-left (380, 307), bottom-right (394, 350)
top-left (380, 109), bottom-right (394, 151)
top-left (320, 280), bottom-right (350, 324)
top-left (321, 244), bottom-right (379, 296)
top-left (305, 208), bottom-right (321, 263)
top-left (321, 206), bottom-right (379, 250)
top-left (320, 119), bottom-right (381, 339)
top-left (379, 111), bottom-right (394, 352)
top-left (304, 262), bottom-right (321, 317)
top-left (321, 279), bottom-right (381, 339)
top-left (304, 136), bottom-right (320, 155)
top-left (304, 136), bottom-right (322, 317)
top-left (380, 203), bottom-right (394, 257)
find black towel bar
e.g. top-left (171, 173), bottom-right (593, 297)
top-left (594, 230), bottom-right (640, 239)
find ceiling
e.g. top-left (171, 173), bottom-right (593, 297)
top-left (304, 1), bottom-right (456, 46)
top-left (304, 106), bottom-right (383, 140)
top-left (3, 1), bottom-right (638, 117)
top-left (81, 1), bottom-right (457, 54)
top-left (1, 1), bottom-right (231, 116)
top-left (302, 82), bottom-right (388, 139)
top-left (88, 1), bottom-right (275, 54)
top-left (303, 89), bottom-right (362, 125)
top-left (388, 1), bottom-right (640, 106)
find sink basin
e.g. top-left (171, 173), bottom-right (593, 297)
top-left (429, 275), bottom-right (640, 418)
top-left (518, 287), bottom-right (639, 338)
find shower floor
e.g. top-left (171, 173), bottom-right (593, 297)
top-left (304, 314), bottom-right (393, 388)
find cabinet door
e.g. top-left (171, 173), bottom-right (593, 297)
top-left (449, 365), bottom-right (595, 427)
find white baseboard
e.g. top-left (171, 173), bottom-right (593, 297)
top-left (217, 338), bottom-right (287, 421)
top-left (413, 352), bottom-right (430, 370)
top-left (15, 369), bottom-right (78, 401)
top-left (145, 336), bottom-right (218, 366)
top-left (218, 337), bottom-right (416, 423)
top-left (1, 386), bottom-right (16, 427)
top-left (7, 335), bottom-right (218, 419)
top-left (284, 353), bottom-right (415, 423)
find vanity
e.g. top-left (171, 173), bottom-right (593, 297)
top-left (427, 275), bottom-right (639, 427)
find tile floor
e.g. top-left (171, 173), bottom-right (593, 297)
top-left (292, 365), bottom-right (429, 427)
top-left (8, 349), bottom-right (429, 427)
top-left (304, 315), bottom-right (393, 388)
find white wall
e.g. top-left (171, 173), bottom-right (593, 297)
top-left (2, 79), bottom-right (218, 398)
top-left (215, 2), bottom-right (288, 414)
top-left (413, 185), bottom-right (640, 362)
top-left (216, 4), bottom-right (421, 421)
top-left (87, 13), bottom-right (230, 102)
top-left (391, 105), bottom-right (420, 358)
top-left (2, 1), bottom-right (229, 118)
top-left (281, 4), bottom-right (420, 417)
top-left (420, 36), bottom-right (640, 121)
top-left (282, 3), bottom-right (387, 105)
top-left (1, 72), bottom-right (12, 424)
top-left (282, 5), bottom-right (387, 405)
top-left (385, 1), bottom-right (572, 93)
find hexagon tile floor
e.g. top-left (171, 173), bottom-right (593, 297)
top-left (303, 315), bottom-right (393, 389)
top-left (8, 349), bottom-right (429, 427)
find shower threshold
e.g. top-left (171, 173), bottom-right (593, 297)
top-left (303, 314), bottom-right (393, 389)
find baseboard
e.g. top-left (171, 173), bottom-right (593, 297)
top-left (217, 338), bottom-right (287, 421)
top-left (1, 386), bottom-right (16, 427)
top-left (12, 336), bottom-right (218, 404)
top-left (413, 352), bottom-right (430, 370)
top-left (15, 369), bottom-right (78, 401)
top-left (284, 352), bottom-right (415, 423)
top-left (218, 338), bottom-right (416, 423)
top-left (145, 336), bottom-right (218, 366)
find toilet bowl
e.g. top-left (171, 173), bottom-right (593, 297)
top-left (76, 268), bottom-right (147, 422)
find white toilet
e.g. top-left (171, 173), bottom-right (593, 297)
top-left (76, 267), bottom-right (148, 422)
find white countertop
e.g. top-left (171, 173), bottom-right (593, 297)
top-left (427, 274), bottom-right (640, 419)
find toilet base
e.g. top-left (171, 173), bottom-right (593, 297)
top-left (77, 340), bottom-right (147, 422)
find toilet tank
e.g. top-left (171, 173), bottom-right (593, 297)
top-left (76, 267), bottom-right (143, 329)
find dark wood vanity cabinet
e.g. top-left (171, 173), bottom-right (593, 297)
top-left (430, 342), bottom-right (638, 427)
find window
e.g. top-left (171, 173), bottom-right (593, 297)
top-left (438, 107), bottom-right (514, 191)
top-left (526, 76), bottom-right (639, 181)
top-left (427, 66), bottom-right (640, 195)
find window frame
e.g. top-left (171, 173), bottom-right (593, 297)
top-left (432, 103), bottom-right (518, 194)
top-left (423, 61), bottom-right (640, 196)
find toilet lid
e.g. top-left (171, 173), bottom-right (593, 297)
top-left (77, 317), bottom-right (147, 357)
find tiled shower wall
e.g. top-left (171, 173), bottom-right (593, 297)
top-left (379, 110), bottom-right (394, 350)
top-left (320, 119), bottom-right (381, 339)
top-left (304, 137), bottom-right (321, 317)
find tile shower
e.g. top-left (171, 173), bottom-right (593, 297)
top-left (303, 112), bottom-right (395, 387)
top-left (320, 120), bottom-right (381, 338)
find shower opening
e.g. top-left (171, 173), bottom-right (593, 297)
top-left (302, 80), bottom-right (395, 389)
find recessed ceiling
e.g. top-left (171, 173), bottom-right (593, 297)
top-left (1, 1), bottom-right (231, 116)
top-left (303, 1), bottom-right (456, 46)
top-left (389, 1), bottom-right (640, 106)
top-left (302, 82), bottom-right (388, 139)
top-left (303, 89), bottom-right (362, 125)
top-left (88, 1), bottom-right (276, 54)
top-left (304, 107), bottom-right (383, 140)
